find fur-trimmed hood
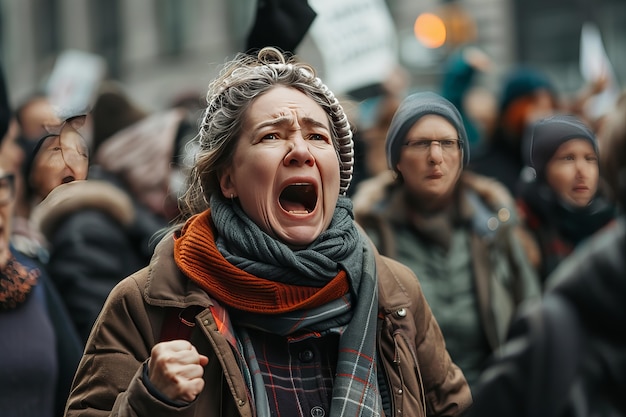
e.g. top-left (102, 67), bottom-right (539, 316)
top-left (352, 169), bottom-right (541, 268)
top-left (353, 170), bottom-right (517, 225)
top-left (30, 180), bottom-right (135, 241)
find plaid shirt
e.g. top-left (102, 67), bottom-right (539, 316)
top-left (211, 303), bottom-right (340, 416)
top-left (248, 328), bottom-right (339, 417)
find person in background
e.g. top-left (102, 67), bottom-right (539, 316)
top-left (24, 114), bottom-right (90, 204)
top-left (65, 47), bottom-right (471, 417)
top-left (27, 80), bottom-right (198, 344)
top-left (358, 92), bottom-right (403, 180)
top-left (9, 93), bottom-right (59, 261)
top-left (24, 109), bottom-right (148, 343)
top-left (465, 90), bottom-right (626, 417)
top-left (468, 66), bottom-right (559, 194)
top-left (515, 114), bottom-right (616, 286)
top-left (440, 45), bottom-right (496, 150)
top-left (352, 91), bottom-right (540, 391)
top-left (0, 60), bottom-right (82, 417)
top-left (347, 66), bottom-right (411, 194)
top-left (89, 80), bottom-right (198, 225)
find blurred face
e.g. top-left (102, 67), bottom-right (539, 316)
top-left (0, 120), bottom-right (28, 214)
top-left (396, 114), bottom-right (463, 210)
top-left (526, 89), bottom-right (556, 125)
top-left (0, 169), bottom-right (15, 268)
top-left (0, 120), bottom-right (25, 174)
top-left (30, 115), bottom-right (89, 201)
top-left (219, 86), bottom-right (340, 248)
top-left (545, 139), bottom-right (599, 207)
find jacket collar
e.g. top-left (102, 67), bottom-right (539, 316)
top-left (142, 232), bottom-right (212, 309)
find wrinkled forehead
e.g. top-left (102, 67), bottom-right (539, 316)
top-left (244, 86), bottom-right (332, 129)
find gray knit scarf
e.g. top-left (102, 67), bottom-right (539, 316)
top-left (210, 194), bottom-right (382, 417)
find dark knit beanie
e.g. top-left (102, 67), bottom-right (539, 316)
top-left (499, 66), bottom-right (556, 112)
top-left (523, 114), bottom-right (598, 180)
top-left (386, 91), bottom-right (469, 172)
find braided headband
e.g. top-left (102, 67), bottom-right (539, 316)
top-left (205, 60), bottom-right (354, 196)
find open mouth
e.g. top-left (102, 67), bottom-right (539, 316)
top-left (279, 183), bottom-right (317, 214)
top-left (62, 176), bottom-right (75, 184)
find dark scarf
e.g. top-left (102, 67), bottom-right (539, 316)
top-left (402, 186), bottom-right (462, 251)
top-left (174, 195), bottom-right (382, 416)
top-left (519, 181), bottom-right (615, 280)
top-left (520, 182), bottom-right (615, 244)
top-left (0, 249), bottom-right (41, 310)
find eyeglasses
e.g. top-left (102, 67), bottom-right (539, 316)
top-left (0, 174), bottom-right (16, 206)
top-left (30, 114), bottom-right (90, 166)
top-left (403, 139), bottom-right (463, 153)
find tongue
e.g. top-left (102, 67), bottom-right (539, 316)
top-left (281, 199), bottom-right (307, 213)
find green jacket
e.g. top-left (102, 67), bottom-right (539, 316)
top-left (353, 171), bottom-right (541, 387)
top-left (65, 226), bottom-right (471, 417)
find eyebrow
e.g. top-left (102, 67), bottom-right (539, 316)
top-left (405, 137), bottom-right (459, 142)
top-left (253, 115), bottom-right (330, 133)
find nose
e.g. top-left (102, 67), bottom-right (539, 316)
top-left (61, 148), bottom-right (88, 178)
top-left (574, 159), bottom-right (592, 180)
top-left (284, 134), bottom-right (315, 167)
top-left (427, 141), bottom-right (443, 165)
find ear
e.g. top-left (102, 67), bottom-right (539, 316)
top-left (218, 168), bottom-right (237, 199)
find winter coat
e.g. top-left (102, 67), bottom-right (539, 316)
top-left (0, 247), bottom-right (82, 417)
top-left (353, 170), bottom-right (541, 387)
top-left (30, 179), bottom-right (167, 342)
top-left (467, 217), bottom-right (626, 417)
top-left (65, 228), bottom-right (472, 417)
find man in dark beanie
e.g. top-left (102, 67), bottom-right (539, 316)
top-left (516, 114), bottom-right (616, 285)
top-left (353, 91), bottom-right (540, 390)
top-left (385, 91), bottom-right (470, 173)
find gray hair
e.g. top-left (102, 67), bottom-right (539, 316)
top-left (179, 47), bottom-right (353, 218)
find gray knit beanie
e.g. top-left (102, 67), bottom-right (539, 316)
top-left (385, 91), bottom-right (469, 172)
top-left (523, 114), bottom-right (598, 180)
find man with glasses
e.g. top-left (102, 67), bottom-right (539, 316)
top-left (352, 91), bottom-right (540, 392)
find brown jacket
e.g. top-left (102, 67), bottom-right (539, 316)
top-left (65, 231), bottom-right (471, 417)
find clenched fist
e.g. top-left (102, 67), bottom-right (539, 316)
top-left (147, 340), bottom-right (209, 403)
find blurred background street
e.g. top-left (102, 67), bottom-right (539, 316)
top-left (0, 0), bottom-right (624, 114)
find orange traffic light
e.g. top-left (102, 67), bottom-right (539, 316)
top-left (414, 13), bottom-right (447, 49)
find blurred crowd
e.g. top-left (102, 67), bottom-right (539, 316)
top-left (0, 4), bottom-right (625, 416)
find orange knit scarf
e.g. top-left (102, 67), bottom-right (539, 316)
top-left (174, 210), bottom-right (350, 314)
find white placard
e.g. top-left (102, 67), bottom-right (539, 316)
top-left (579, 22), bottom-right (620, 119)
top-left (46, 49), bottom-right (107, 119)
top-left (308, 0), bottom-right (398, 95)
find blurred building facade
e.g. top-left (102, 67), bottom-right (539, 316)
top-left (0, 0), bottom-right (624, 110)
